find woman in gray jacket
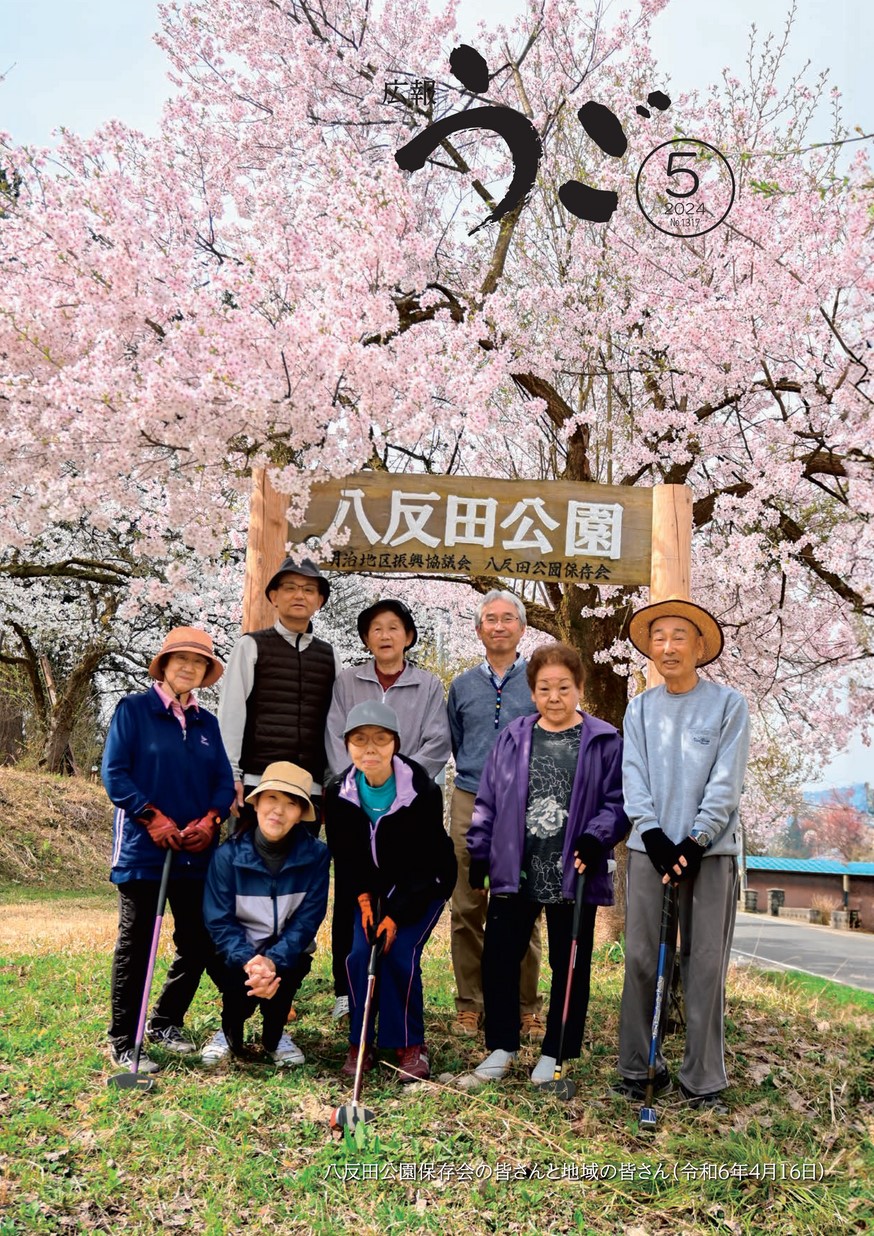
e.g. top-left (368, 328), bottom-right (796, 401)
top-left (324, 599), bottom-right (451, 1019)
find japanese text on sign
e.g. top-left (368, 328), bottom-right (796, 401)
top-left (293, 474), bottom-right (654, 585)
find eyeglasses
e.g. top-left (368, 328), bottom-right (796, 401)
top-left (480, 614), bottom-right (521, 627)
top-left (276, 583), bottom-right (320, 597)
top-left (346, 730), bottom-right (396, 750)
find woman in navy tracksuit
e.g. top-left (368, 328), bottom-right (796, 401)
top-left (203, 762), bottom-right (330, 1066)
top-left (324, 700), bottom-right (457, 1084)
top-left (101, 627), bottom-right (235, 1072)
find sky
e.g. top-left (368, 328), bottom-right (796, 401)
top-left (1, 0), bottom-right (872, 791)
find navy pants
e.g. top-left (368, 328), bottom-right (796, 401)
top-left (346, 899), bottom-right (445, 1049)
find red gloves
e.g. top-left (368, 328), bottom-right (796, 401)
top-left (182, 811), bottom-right (222, 853)
top-left (137, 805), bottom-right (183, 850)
top-left (358, 893), bottom-right (376, 942)
top-left (375, 915), bottom-right (398, 955)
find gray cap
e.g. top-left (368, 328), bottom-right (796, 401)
top-left (343, 700), bottom-right (401, 738)
top-left (264, 556), bottom-right (330, 603)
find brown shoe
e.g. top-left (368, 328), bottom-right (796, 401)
top-left (453, 1010), bottom-right (482, 1037)
top-left (520, 1012), bottom-right (546, 1042)
top-left (341, 1043), bottom-right (375, 1078)
top-left (396, 1044), bottom-right (430, 1083)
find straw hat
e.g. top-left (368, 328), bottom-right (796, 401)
top-left (148, 627), bottom-right (224, 687)
top-left (628, 597), bottom-right (724, 668)
top-left (245, 762), bottom-right (316, 821)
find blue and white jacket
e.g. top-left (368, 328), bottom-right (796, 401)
top-left (203, 828), bottom-right (330, 975)
top-left (101, 686), bottom-right (235, 883)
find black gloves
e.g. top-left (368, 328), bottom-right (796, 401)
top-left (643, 828), bottom-right (705, 883)
top-left (468, 858), bottom-right (489, 890)
top-left (642, 827), bottom-right (679, 877)
top-left (573, 833), bottom-right (604, 870)
top-left (673, 836), bottom-right (704, 882)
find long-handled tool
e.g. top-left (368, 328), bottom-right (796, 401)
top-left (107, 847), bottom-right (174, 1093)
top-left (331, 938), bottom-right (380, 1130)
top-left (539, 867), bottom-right (588, 1101)
top-left (639, 882), bottom-right (675, 1132)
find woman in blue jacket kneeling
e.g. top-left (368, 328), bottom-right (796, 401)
top-left (203, 762), bottom-right (330, 1067)
top-left (465, 642), bottom-right (628, 1088)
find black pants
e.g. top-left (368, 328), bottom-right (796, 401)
top-left (219, 955), bottom-right (312, 1051)
top-left (482, 893), bottom-right (597, 1058)
top-left (109, 877), bottom-right (223, 1052)
top-left (331, 862), bottom-right (356, 998)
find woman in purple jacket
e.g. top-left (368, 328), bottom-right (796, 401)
top-left (464, 642), bottom-right (628, 1088)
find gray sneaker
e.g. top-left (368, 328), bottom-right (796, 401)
top-left (146, 1022), bottom-right (196, 1054)
top-left (110, 1045), bottom-right (160, 1075)
top-left (201, 1030), bottom-right (231, 1068)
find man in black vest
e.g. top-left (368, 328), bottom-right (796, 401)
top-left (219, 557), bottom-right (342, 829)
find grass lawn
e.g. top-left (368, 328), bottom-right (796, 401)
top-left (1, 888), bottom-right (872, 1235)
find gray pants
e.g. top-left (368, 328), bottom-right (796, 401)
top-left (619, 851), bottom-right (737, 1096)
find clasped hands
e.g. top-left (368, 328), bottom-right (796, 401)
top-left (244, 954), bottom-right (281, 1000)
top-left (138, 805), bottom-right (221, 853)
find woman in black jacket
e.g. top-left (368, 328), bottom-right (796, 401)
top-left (324, 700), bottom-right (456, 1083)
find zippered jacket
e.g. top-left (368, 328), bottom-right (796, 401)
top-left (324, 755), bottom-right (457, 924)
top-left (203, 827), bottom-right (330, 974)
top-left (102, 687), bottom-right (235, 883)
top-left (325, 662), bottom-right (451, 778)
top-left (467, 712), bottom-right (629, 904)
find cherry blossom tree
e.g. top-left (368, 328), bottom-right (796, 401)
top-left (801, 788), bottom-right (874, 862)
top-left (1, 0), bottom-right (872, 839)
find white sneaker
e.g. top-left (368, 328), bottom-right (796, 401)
top-left (473, 1048), bottom-right (516, 1081)
top-left (201, 1030), bottom-right (230, 1068)
top-left (531, 1054), bottom-right (561, 1085)
top-left (268, 1033), bottom-right (305, 1067)
top-left (332, 996), bottom-right (350, 1021)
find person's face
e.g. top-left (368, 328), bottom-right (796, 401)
top-left (162, 651), bottom-right (209, 697)
top-left (648, 617), bottom-right (703, 692)
top-left (254, 788), bottom-right (304, 841)
top-left (476, 599), bottom-right (524, 657)
top-left (268, 573), bottom-right (324, 630)
top-left (364, 611), bottom-right (412, 667)
top-left (532, 664), bottom-right (581, 730)
top-left (346, 725), bottom-right (397, 783)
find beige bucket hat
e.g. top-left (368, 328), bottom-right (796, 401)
top-left (245, 762), bottom-right (317, 821)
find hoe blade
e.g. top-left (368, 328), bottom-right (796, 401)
top-left (331, 1103), bottom-right (375, 1130)
top-left (638, 1105), bottom-right (657, 1131)
top-left (107, 1072), bottom-right (156, 1092)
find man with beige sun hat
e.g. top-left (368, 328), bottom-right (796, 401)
top-left (614, 597), bottom-right (749, 1114)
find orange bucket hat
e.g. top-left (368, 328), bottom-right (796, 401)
top-left (148, 627), bottom-right (224, 688)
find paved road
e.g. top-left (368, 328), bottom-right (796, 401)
top-left (731, 911), bottom-right (874, 993)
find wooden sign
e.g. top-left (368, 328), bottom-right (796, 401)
top-left (292, 473), bottom-right (653, 586)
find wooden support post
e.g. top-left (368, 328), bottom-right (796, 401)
top-left (242, 470), bottom-right (289, 634)
top-left (647, 484), bottom-right (693, 688)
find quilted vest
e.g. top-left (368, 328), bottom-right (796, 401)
top-left (240, 628), bottom-right (336, 782)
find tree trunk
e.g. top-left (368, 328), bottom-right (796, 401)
top-left (40, 641), bottom-right (108, 775)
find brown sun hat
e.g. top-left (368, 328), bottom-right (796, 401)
top-left (628, 597), bottom-right (724, 668)
top-left (245, 762), bottom-right (316, 821)
top-left (148, 627), bottom-right (224, 687)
